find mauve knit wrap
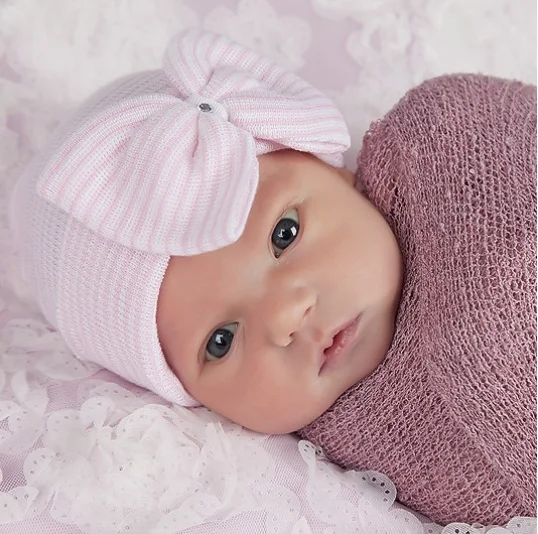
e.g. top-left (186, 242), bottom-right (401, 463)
top-left (298, 74), bottom-right (537, 524)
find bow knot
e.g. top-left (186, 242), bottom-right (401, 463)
top-left (36, 29), bottom-right (350, 256)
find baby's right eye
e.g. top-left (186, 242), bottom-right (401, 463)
top-left (205, 323), bottom-right (238, 361)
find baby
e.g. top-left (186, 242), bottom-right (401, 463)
top-left (11, 29), bottom-right (535, 525)
top-left (11, 28), bottom-right (402, 433)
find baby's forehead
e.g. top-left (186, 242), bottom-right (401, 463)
top-left (259, 149), bottom-right (318, 169)
top-left (257, 150), bottom-right (328, 184)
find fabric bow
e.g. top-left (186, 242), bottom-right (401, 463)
top-left (36, 29), bottom-right (351, 256)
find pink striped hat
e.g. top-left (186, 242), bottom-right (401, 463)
top-left (24, 29), bottom-right (350, 405)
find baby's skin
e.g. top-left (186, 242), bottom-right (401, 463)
top-left (157, 149), bottom-right (403, 433)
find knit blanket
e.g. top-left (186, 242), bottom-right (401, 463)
top-left (299, 74), bottom-right (537, 525)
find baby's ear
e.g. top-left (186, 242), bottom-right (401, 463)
top-left (337, 166), bottom-right (356, 187)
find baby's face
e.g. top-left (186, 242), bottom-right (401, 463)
top-left (157, 150), bottom-right (402, 433)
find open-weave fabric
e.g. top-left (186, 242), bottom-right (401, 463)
top-left (299, 74), bottom-right (537, 524)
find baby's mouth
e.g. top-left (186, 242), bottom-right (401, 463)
top-left (320, 315), bottom-right (362, 372)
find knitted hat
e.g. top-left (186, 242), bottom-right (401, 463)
top-left (13, 29), bottom-right (350, 405)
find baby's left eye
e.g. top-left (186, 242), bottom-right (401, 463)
top-left (205, 323), bottom-right (238, 362)
top-left (271, 208), bottom-right (300, 258)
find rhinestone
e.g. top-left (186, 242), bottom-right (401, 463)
top-left (198, 102), bottom-right (213, 112)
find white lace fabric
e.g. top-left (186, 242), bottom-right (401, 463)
top-left (0, 304), bottom-right (535, 533)
top-left (0, 0), bottom-right (536, 532)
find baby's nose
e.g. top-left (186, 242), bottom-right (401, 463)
top-left (264, 285), bottom-right (316, 348)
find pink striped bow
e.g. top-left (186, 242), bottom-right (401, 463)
top-left (36, 29), bottom-right (350, 256)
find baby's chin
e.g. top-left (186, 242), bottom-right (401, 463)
top-left (237, 346), bottom-right (393, 434)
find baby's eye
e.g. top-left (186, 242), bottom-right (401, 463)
top-left (271, 208), bottom-right (300, 258)
top-left (205, 323), bottom-right (238, 361)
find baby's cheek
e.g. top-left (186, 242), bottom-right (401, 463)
top-left (218, 377), bottom-right (317, 433)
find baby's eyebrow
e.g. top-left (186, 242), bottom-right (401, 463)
top-left (257, 167), bottom-right (297, 225)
